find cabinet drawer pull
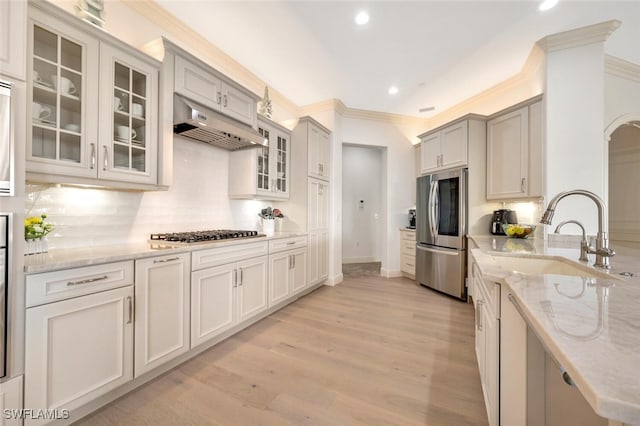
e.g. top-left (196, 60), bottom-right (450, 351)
top-left (153, 257), bottom-right (180, 264)
top-left (90, 143), bottom-right (96, 170)
top-left (521, 177), bottom-right (526, 192)
top-left (233, 269), bottom-right (238, 287)
top-left (67, 275), bottom-right (109, 286)
top-left (223, 94), bottom-right (228, 107)
top-left (127, 296), bottom-right (133, 324)
top-left (239, 268), bottom-right (243, 286)
top-left (477, 300), bottom-right (484, 331)
top-left (286, 241), bottom-right (296, 245)
top-left (216, 91), bottom-right (222, 105)
top-left (103, 145), bottom-right (108, 171)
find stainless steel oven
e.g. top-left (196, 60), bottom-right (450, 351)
top-left (0, 80), bottom-right (12, 196)
top-left (416, 167), bottom-right (467, 300)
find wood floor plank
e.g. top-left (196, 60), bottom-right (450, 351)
top-left (75, 275), bottom-right (488, 425)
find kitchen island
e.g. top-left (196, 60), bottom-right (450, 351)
top-left (469, 234), bottom-right (640, 426)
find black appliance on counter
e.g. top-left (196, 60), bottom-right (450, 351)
top-left (491, 209), bottom-right (518, 235)
top-left (408, 209), bottom-right (416, 229)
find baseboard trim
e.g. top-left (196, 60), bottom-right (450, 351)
top-left (342, 256), bottom-right (381, 264)
top-left (381, 268), bottom-right (403, 278)
top-left (325, 273), bottom-right (343, 286)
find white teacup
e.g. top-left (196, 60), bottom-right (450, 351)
top-left (114, 97), bottom-right (124, 112)
top-left (32, 102), bottom-right (52, 120)
top-left (33, 70), bottom-right (44, 84)
top-left (131, 103), bottom-right (144, 117)
top-left (54, 76), bottom-right (76, 95)
top-left (116, 125), bottom-right (136, 140)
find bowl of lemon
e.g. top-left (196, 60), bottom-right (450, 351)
top-left (502, 223), bottom-right (536, 239)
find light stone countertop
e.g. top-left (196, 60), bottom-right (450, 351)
top-left (469, 235), bottom-right (640, 424)
top-left (24, 232), bottom-right (308, 274)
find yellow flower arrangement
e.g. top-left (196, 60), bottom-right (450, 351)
top-left (24, 214), bottom-right (54, 240)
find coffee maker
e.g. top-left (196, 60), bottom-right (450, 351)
top-left (408, 209), bottom-right (416, 229)
top-left (491, 209), bottom-right (518, 235)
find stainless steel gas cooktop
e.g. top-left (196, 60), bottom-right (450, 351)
top-left (149, 229), bottom-right (264, 247)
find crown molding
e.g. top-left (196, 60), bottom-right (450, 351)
top-left (536, 20), bottom-right (621, 53)
top-left (123, 0), bottom-right (300, 117)
top-left (605, 55), bottom-right (640, 83)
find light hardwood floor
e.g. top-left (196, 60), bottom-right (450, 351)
top-left (76, 276), bottom-right (488, 425)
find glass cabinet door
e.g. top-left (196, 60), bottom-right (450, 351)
top-left (99, 44), bottom-right (157, 184)
top-left (29, 20), bottom-right (98, 177)
top-left (256, 126), bottom-right (270, 193)
top-left (112, 61), bottom-right (147, 173)
top-left (275, 132), bottom-right (288, 195)
top-left (26, 10), bottom-right (98, 177)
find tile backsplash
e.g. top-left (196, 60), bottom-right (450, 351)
top-left (27, 138), bottom-right (271, 249)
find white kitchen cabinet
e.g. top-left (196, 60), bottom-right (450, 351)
top-left (26, 2), bottom-right (160, 189)
top-left (191, 262), bottom-right (235, 348)
top-left (419, 118), bottom-right (474, 174)
top-left (229, 116), bottom-right (291, 199)
top-left (0, 0), bottom-right (26, 80)
top-left (486, 96), bottom-right (543, 200)
top-left (269, 236), bottom-right (308, 306)
top-left (308, 122), bottom-right (330, 181)
top-left (308, 178), bottom-right (329, 286)
top-left (134, 253), bottom-right (190, 378)
top-left (0, 376), bottom-right (23, 426)
top-left (174, 55), bottom-right (257, 127)
top-left (25, 285), bottom-right (133, 423)
top-left (235, 256), bottom-right (269, 323)
top-left (400, 229), bottom-right (416, 279)
top-left (191, 242), bottom-right (269, 348)
top-left (472, 257), bottom-right (499, 426)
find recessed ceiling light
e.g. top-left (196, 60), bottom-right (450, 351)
top-left (538, 0), bottom-right (558, 11)
top-left (388, 86), bottom-right (399, 95)
top-left (355, 11), bottom-right (369, 26)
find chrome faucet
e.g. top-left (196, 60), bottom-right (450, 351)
top-left (540, 189), bottom-right (615, 269)
top-left (554, 220), bottom-right (589, 262)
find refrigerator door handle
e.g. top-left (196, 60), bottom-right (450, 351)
top-left (428, 181), bottom-right (437, 240)
top-left (416, 244), bottom-right (460, 256)
top-left (433, 180), bottom-right (440, 235)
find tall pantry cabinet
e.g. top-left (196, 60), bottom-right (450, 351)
top-left (289, 117), bottom-right (331, 286)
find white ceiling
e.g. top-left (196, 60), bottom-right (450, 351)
top-left (155, 1), bottom-right (640, 118)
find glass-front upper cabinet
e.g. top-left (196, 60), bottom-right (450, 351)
top-left (228, 117), bottom-right (290, 200)
top-left (28, 17), bottom-right (99, 178)
top-left (257, 118), bottom-right (289, 199)
top-left (99, 43), bottom-right (158, 184)
top-left (275, 132), bottom-right (288, 195)
top-left (257, 126), bottom-right (270, 193)
top-left (27, 2), bottom-right (160, 188)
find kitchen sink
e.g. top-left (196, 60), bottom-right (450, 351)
top-left (489, 255), bottom-right (618, 280)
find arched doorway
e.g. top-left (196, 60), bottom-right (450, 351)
top-left (606, 115), bottom-right (640, 248)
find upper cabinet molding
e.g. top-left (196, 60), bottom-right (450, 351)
top-left (535, 20), bottom-right (621, 53)
top-left (605, 55), bottom-right (640, 83)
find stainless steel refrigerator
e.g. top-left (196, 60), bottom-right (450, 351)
top-left (416, 167), bottom-right (467, 300)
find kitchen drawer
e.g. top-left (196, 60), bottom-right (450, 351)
top-left (401, 230), bottom-right (416, 242)
top-left (269, 236), bottom-right (307, 254)
top-left (401, 240), bottom-right (416, 256)
top-left (192, 241), bottom-right (268, 271)
top-left (26, 260), bottom-right (134, 307)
